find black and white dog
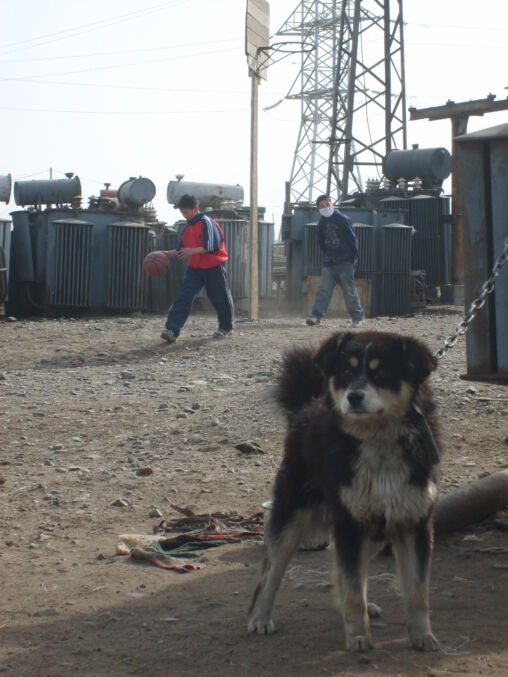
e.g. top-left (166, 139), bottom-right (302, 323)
top-left (249, 331), bottom-right (441, 652)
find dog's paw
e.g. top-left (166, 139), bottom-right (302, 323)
top-left (346, 634), bottom-right (373, 652)
top-left (367, 602), bottom-right (383, 618)
top-left (247, 618), bottom-right (275, 635)
top-left (411, 632), bottom-right (439, 652)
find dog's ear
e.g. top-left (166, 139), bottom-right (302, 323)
top-left (313, 332), bottom-right (350, 374)
top-left (402, 337), bottom-right (437, 383)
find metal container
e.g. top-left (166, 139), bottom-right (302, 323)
top-left (14, 176), bottom-right (81, 207)
top-left (7, 208), bottom-right (157, 316)
top-left (167, 180), bottom-right (244, 208)
top-left (0, 174), bottom-right (12, 203)
top-left (456, 123), bottom-right (508, 383)
top-left (117, 177), bottom-right (156, 208)
top-left (383, 148), bottom-right (452, 186)
top-left (262, 500), bottom-right (330, 551)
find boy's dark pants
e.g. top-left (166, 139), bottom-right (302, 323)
top-left (165, 264), bottom-right (234, 336)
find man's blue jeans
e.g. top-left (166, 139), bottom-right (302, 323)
top-left (165, 264), bottom-right (234, 336)
top-left (311, 261), bottom-right (364, 322)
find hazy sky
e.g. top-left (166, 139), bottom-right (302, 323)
top-left (1, 0), bottom-right (508, 228)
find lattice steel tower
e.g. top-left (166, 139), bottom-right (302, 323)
top-left (277, 0), bottom-right (407, 205)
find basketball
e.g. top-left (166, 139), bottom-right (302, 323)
top-left (143, 251), bottom-right (169, 277)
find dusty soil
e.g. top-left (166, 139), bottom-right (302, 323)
top-left (1, 309), bottom-right (507, 677)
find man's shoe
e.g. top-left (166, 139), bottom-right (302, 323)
top-left (161, 329), bottom-right (177, 343)
top-left (306, 315), bottom-right (321, 326)
top-left (352, 319), bottom-right (365, 328)
top-left (213, 328), bottom-right (233, 338)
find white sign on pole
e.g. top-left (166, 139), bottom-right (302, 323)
top-left (245, 0), bottom-right (270, 80)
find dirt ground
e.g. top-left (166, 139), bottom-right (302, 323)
top-left (1, 308), bottom-right (507, 677)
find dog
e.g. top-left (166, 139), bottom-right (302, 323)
top-left (248, 331), bottom-right (441, 652)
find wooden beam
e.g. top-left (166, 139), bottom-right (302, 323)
top-left (409, 95), bottom-right (508, 122)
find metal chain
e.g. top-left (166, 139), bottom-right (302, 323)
top-left (435, 235), bottom-right (508, 360)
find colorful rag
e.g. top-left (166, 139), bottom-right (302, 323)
top-left (124, 507), bottom-right (264, 572)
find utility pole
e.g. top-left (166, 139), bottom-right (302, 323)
top-left (409, 94), bottom-right (508, 304)
top-left (249, 71), bottom-right (260, 320)
top-left (245, 0), bottom-right (270, 320)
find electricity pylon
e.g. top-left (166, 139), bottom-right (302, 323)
top-left (277, 0), bottom-right (407, 205)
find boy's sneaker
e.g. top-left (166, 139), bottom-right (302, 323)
top-left (306, 315), bottom-right (321, 326)
top-left (213, 328), bottom-right (233, 339)
top-left (352, 319), bottom-right (365, 328)
top-left (161, 329), bottom-right (177, 343)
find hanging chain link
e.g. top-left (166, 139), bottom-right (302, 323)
top-left (435, 235), bottom-right (508, 360)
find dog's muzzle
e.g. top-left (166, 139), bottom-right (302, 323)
top-left (347, 390), bottom-right (365, 411)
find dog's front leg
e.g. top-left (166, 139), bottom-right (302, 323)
top-left (248, 511), bottom-right (304, 635)
top-left (392, 520), bottom-right (439, 652)
top-left (333, 526), bottom-right (373, 652)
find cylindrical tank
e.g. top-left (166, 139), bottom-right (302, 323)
top-left (0, 174), bottom-right (12, 203)
top-left (14, 176), bottom-right (81, 206)
top-left (117, 177), bottom-right (156, 208)
top-left (167, 180), bottom-right (244, 208)
top-left (383, 148), bottom-right (452, 184)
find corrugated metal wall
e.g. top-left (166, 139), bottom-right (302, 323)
top-left (377, 225), bottom-right (413, 316)
top-left (258, 222), bottom-right (274, 297)
top-left (50, 220), bottom-right (94, 307)
top-left (107, 223), bottom-right (148, 309)
top-left (380, 195), bottom-right (451, 286)
top-left (219, 219), bottom-right (247, 298)
top-left (408, 195), bottom-right (451, 286)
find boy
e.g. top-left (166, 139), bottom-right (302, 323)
top-left (306, 194), bottom-right (364, 327)
top-left (161, 194), bottom-right (234, 343)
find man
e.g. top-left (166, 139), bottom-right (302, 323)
top-left (306, 194), bottom-right (364, 327)
top-left (161, 194), bottom-right (234, 343)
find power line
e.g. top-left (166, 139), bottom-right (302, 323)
top-left (0, 38), bottom-right (243, 63)
top-left (15, 169), bottom-right (52, 180)
top-left (0, 0), bottom-right (192, 56)
top-left (404, 20), bottom-right (508, 33)
top-left (0, 77), bottom-right (286, 97)
top-left (0, 0), bottom-right (178, 49)
top-left (0, 105), bottom-right (250, 115)
top-left (408, 41), bottom-right (508, 49)
top-left (0, 45), bottom-right (242, 81)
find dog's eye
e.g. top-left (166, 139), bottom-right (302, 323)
top-left (344, 368), bottom-right (353, 378)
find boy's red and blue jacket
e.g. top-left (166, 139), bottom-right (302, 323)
top-left (178, 212), bottom-right (229, 269)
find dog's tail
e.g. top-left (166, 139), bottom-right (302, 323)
top-left (275, 346), bottom-right (325, 417)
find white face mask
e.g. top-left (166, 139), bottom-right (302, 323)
top-left (319, 205), bottom-right (335, 218)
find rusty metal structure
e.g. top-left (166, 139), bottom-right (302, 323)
top-left (455, 123), bottom-right (508, 384)
top-left (277, 0), bottom-right (407, 206)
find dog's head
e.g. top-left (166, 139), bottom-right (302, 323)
top-left (313, 331), bottom-right (437, 420)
